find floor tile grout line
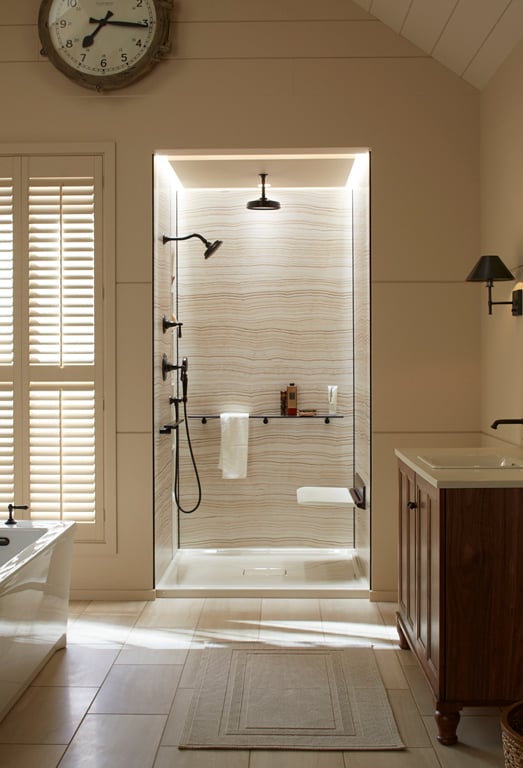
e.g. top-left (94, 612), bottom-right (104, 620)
top-left (0, 598), bottom-right (506, 766)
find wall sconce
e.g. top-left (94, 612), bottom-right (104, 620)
top-left (466, 255), bottom-right (523, 315)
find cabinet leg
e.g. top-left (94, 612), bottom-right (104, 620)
top-left (435, 707), bottom-right (460, 745)
top-left (396, 613), bottom-right (410, 650)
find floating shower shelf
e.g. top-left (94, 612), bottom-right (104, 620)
top-left (188, 414), bottom-right (343, 425)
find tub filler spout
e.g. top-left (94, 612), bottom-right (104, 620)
top-left (491, 418), bottom-right (523, 429)
top-left (5, 503), bottom-right (28, 526)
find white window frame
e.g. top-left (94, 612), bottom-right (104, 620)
top-left (0, 143), bottom-right (116, 553)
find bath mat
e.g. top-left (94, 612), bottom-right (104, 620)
top-left (179, 646), bottom-right (404, 750)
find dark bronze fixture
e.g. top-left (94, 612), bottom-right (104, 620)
top-left (161, 353), bottom-right (183, 381)
top-left (246, 173), bottom-right (281, 210)
top-left (162, 232), bottom-right (222, 259)
top-left (466, 255), bottom-right (523, 315)
top-left (491, 418), bottom-right (523, 429)
top-left (162, 314), bottom-right (182, 337)
top-left (5, 503), bottom-right (29, 526)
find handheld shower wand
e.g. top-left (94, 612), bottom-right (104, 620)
top-left (181, 357), bottom-right (188, 403)
top-left (169, 355), bottom-right (201, 514)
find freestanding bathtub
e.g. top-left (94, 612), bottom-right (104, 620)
top-left (0, 520), bottom-right (75, 722)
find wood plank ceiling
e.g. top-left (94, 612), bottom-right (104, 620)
top-left (352, 0), bottom-right (523, 89)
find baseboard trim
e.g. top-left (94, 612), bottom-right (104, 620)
top-left (70, 589), bottom-right (156, 601)
top-left (369, 589), bottom-right (397, 602)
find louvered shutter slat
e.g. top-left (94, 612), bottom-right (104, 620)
top-left (0, 180), bottom-right (13, 365)
top-left (28, 183), bottom-right (95, 366)
top-left (29, 386), bottom-right (96, 523)
top-left (0, 388), bottom-right (14, 507)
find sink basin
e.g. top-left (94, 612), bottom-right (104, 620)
top-left (417, 453), bottom-right (523, 469)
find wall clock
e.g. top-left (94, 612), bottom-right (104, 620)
top-left (38, 0), bottom-right (172, 91)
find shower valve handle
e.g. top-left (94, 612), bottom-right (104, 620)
top-left (162, 315), bottom-right (183, 336)
top-left (162, 353), bottom-right (182, 381)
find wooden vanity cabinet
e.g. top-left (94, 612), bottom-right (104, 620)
top-left (396, 459), bottom-right (523, 745)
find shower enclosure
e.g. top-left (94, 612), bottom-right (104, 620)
top-left (153, 151), bottom-right (371, 596)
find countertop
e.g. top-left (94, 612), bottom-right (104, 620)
top-left (395, 447), bottom-right (523, 488)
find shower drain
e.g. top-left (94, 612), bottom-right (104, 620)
top-left (242, 567), bottom-right (287, 577)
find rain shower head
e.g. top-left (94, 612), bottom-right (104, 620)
top-left (246, 173), bottom-right (280, 211)
top-left (162, 232), bottom-right (223, 258)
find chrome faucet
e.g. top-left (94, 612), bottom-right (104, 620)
top-left (491, 419), bottom-right (523, 429)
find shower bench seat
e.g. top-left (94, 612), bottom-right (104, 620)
top-left (296, 487), bottom-right (352, 505)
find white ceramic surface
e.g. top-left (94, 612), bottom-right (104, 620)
top-left (395, 447), bottom-right (523, 488)
top-left (417, 453), bottom-right (523, 469)
top-left (0, 521), bottom-right (76, 723)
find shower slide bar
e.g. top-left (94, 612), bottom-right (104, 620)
top-left (188, 414), bottom-right (343, 425)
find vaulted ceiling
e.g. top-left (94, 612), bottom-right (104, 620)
top-left (352, 0), bottom-right (523, 89)
top-left (166, 2), bottom-right (523, 190)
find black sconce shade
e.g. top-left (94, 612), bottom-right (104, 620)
top-left (466, 255), bottom-right (515, 283)
top-left (466, 255), bottom-right (522, 315)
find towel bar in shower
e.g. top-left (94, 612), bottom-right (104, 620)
top-left (188, 414), bottom-right (344, 425)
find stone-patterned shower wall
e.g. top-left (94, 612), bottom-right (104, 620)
top-left (352, 156), bottom-right (371, 581)
top-left (153, 157), bottom-right (178, 581)
top-left (170, 188), bottom-right (354, 548)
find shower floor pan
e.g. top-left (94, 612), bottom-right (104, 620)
top-left (155, 548), bottom-right (369, 597)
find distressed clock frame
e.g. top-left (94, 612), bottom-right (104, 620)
top-left (38, 0), bottom-right (172, 91)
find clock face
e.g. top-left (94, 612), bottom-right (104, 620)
top-left (39, 0), bottom-right (171, 90)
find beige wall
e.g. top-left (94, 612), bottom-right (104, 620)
top-left (1, 0), bottom-right (482, 597)
top-left (480, 39), bottom-right (523, 452)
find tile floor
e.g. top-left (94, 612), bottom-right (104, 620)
top-left (0, 597), bottom-right (506, 767)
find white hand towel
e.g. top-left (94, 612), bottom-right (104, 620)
top-left (218, 413), bottom-right (250, 479)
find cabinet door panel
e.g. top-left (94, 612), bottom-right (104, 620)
top-left (444, 487), bottom-right (523, 702)
top-left (416, 476), bottom-right (439, 690)
top-left (397, 463), bottom-right (440, 692)
top-left (398, 462), bottom-right (416, 631)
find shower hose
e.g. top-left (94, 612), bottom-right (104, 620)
top-left (174, 396), bottom-right (202, 513)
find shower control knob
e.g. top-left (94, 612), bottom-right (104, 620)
top-left (162, 315), bottom-right (182, 335)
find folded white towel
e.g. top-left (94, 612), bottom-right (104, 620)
top-left (218, 413), bottom-right (250, 479)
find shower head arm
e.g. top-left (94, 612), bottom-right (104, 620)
top-left (162, 233), bottom-right (209, 247)
top-left (162, 232), bottom-right (222, 258)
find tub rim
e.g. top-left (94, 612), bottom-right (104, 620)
top-left (0, 520), bottom-right (76, 584)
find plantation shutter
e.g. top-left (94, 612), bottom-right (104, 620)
top-left (0, 149), bottom-right (113, 547)
top-left (29, 385), bottom-right (96, 522)
top-left (0, 160), bottom-right (15, 512)
top-left (0, 387), bottom-right (14, 510)
top-left (0, 174), bottom-right (14, 366)
top-left (24, 158), bottom-right (101, 535)
top-left (28, 181), bottom-right (95, 366)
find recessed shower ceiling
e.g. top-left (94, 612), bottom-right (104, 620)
top-left (167, 155), bottom-right (357, 190)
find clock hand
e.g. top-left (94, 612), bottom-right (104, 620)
top-left (88, 17), bottom-right (149, 29)
top-left (82, 11), bottom-right (114, 48)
